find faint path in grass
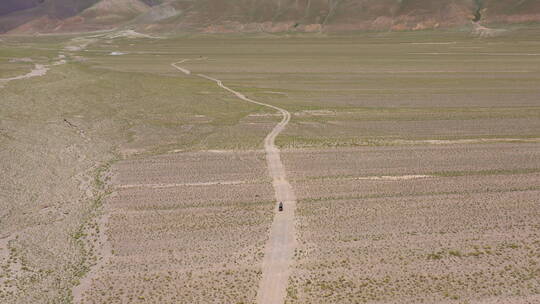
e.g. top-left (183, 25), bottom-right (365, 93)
top-left (0, 55), bottom-right (68, 88)
top-left (172, 59), bottom-right (297, 304)
top-left (0, 64), bottom-right (49, 88)
top-left (0, 33), bottom-right (100, 89)
top-left (116, 180), bottom-right (250, 189)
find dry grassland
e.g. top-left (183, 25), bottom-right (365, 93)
top-left (283, 144), bottom-right (540, 303)
top-left (2, 25), bottom-right (540, 303)
top-left (1, 43), bottom-right (117, 302)
top-left (77, 151), bottom-right (274, 303)
top-left (0, 34), bottom-right (272, 303)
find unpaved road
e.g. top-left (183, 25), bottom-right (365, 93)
top-left (172, 60), bottom-right (297, 304)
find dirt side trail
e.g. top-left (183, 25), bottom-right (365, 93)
top-left (172, 60), bottom-right (297, 304)
top-left (0, 64), bottom-right (49, 87)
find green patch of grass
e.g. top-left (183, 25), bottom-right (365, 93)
top-left (432, 168), bottom-right (540, 177)
top-left (448, 250), bottom-right (462, 257)
top-left (298, 168), bottom-right (540, 182)
top-left (301, 186), bottom-right (540, 203)
top-left (427, 252), bottom-right (444, 260)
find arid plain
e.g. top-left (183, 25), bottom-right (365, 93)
top-left (1, 25), bottom-right (540, 303)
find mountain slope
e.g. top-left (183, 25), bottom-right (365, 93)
top-left (0, 0), bottom-right (101, 33)
top-left (0, 0), bottom-right (37, 16)
top-left (5, 0), bottom-right (150, 34)
top-left (1, 0), bottom-right (539, 34)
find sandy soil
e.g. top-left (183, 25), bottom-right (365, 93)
top-left (1, 79), bottom-right (116, 302)
top-left (282, 143), bottom-right (540, 303)
top-left (76, 152), bottom-right (275, 303)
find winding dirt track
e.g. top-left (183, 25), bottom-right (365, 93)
top-left (172, 60), bottom-right (297, 304)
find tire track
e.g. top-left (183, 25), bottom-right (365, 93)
top-left (172, 59), bottom-right (297, 304)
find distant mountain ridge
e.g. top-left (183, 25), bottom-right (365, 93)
top-left (1, 0), bottom-right (539, 34)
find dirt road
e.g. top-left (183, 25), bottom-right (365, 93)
top-left (172, 60), bottom-right (297, 304)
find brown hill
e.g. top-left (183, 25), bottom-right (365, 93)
top-left (0, 0), bottom-right (37, 16)
top-left (0, 0), bottom-right (101, 33)
top-left (1, 0), bottom-right (539, 34)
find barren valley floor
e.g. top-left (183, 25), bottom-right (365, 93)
top-left (1, 27), bottom-right (540, 303)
